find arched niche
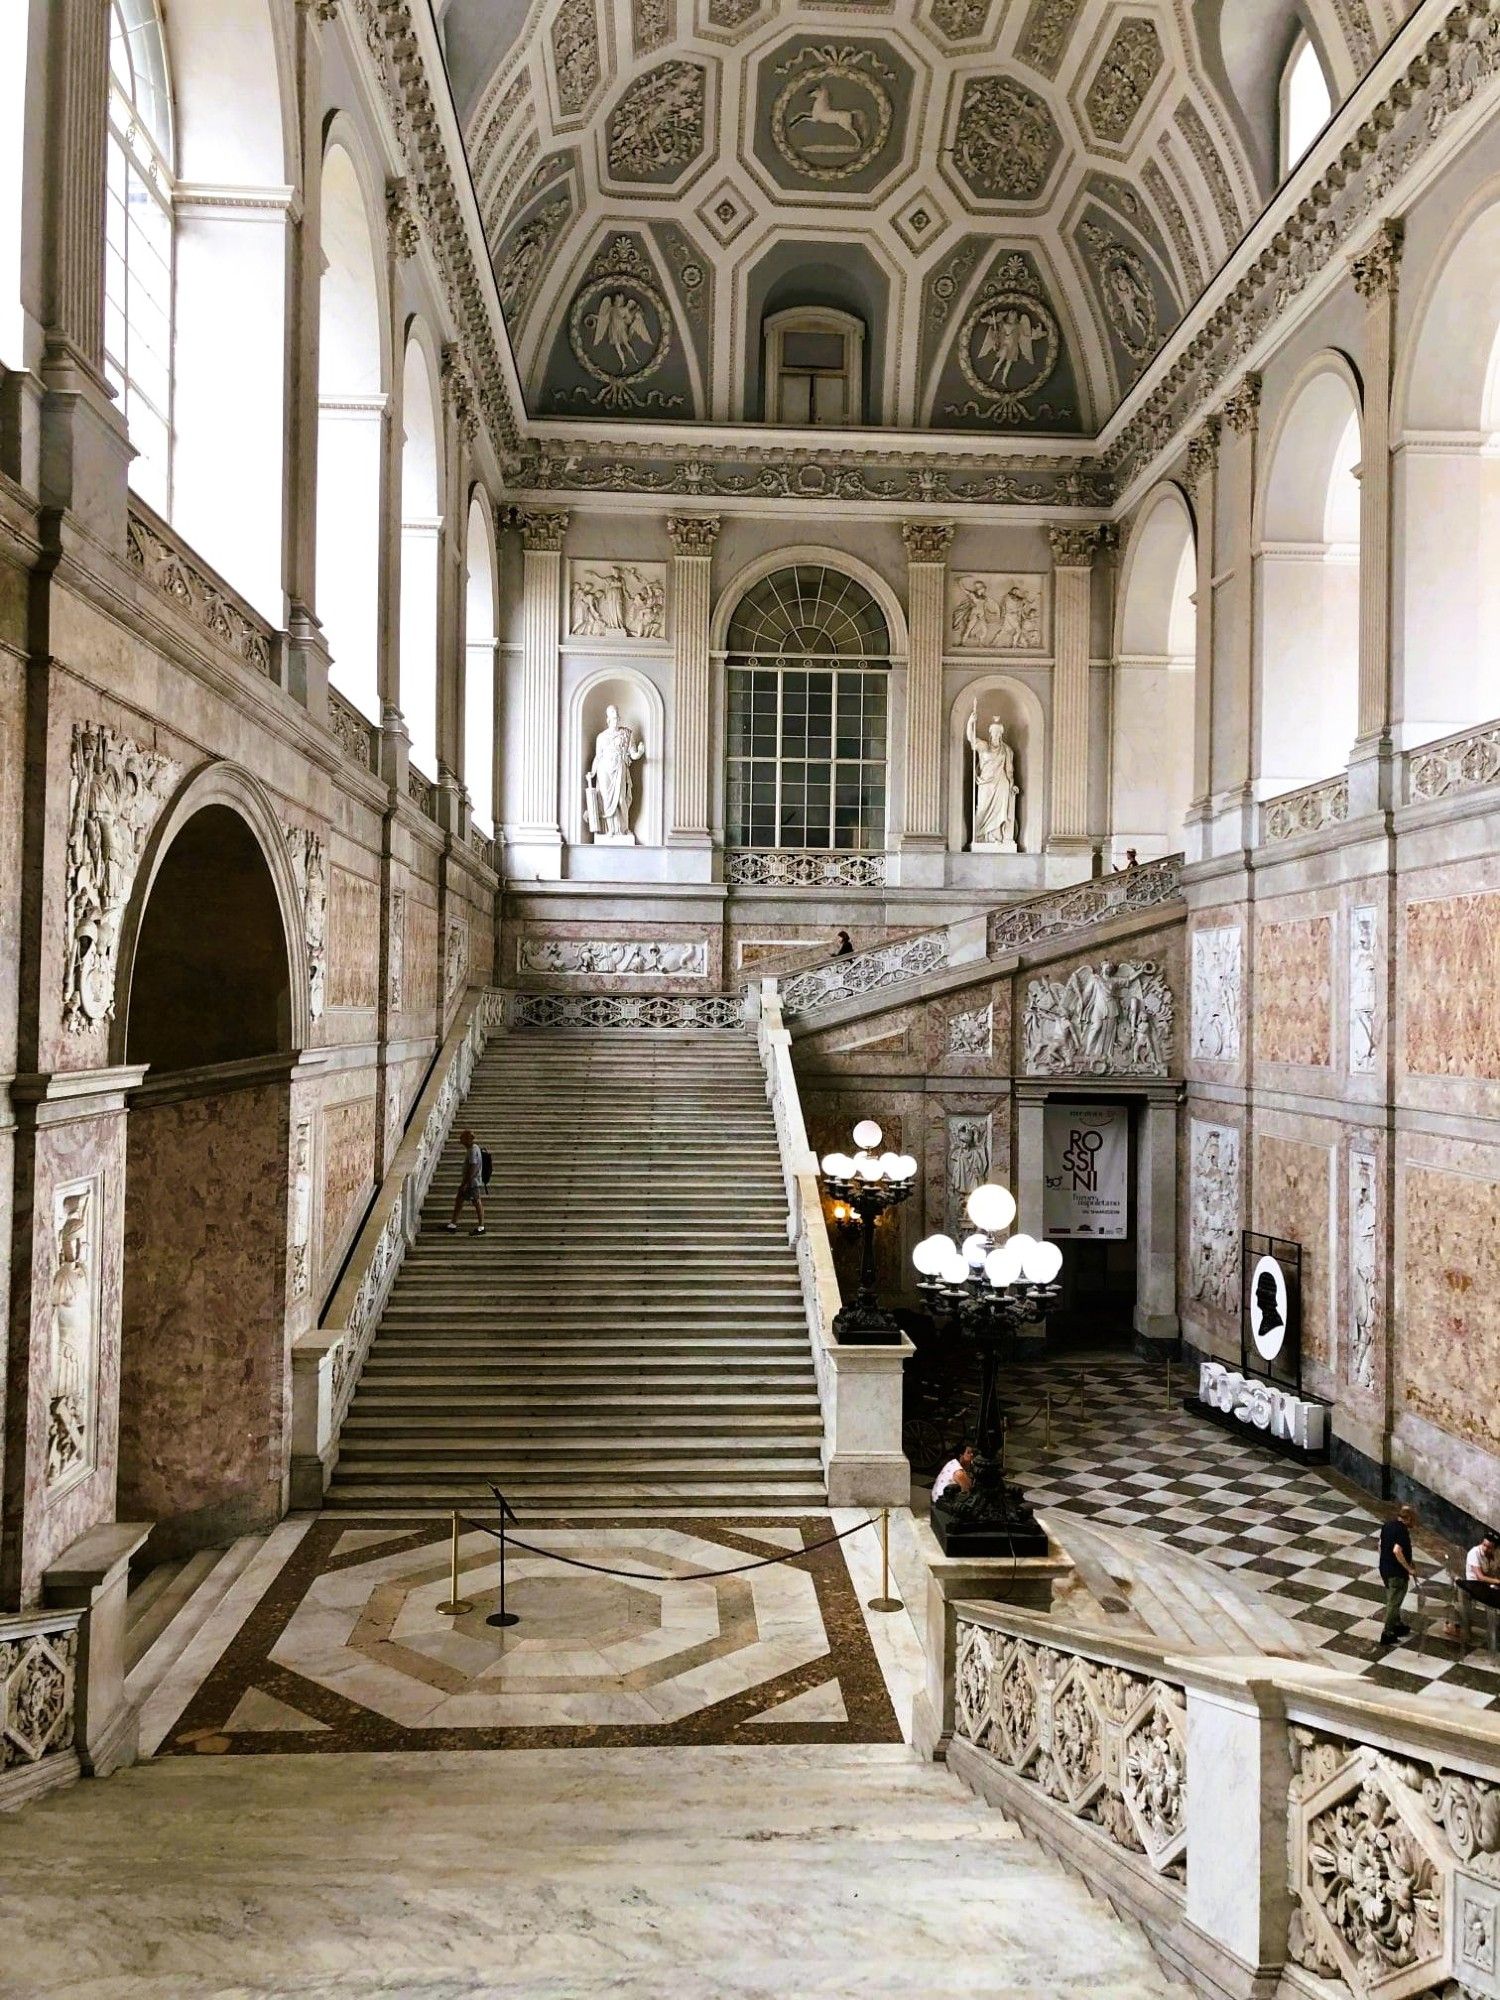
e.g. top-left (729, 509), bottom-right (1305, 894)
top-left (400, 320), bottom-right (445, 781)
top-left (1392, 187), bottom-right (1500, 746)
top-left (115, 769), bottom-right (303, 1559)
top-left (1112, 483), bottom-right (1196, 861)
top-left (465, 486), bottom-right (499, 830)
top-left (1255, 354), bottom-right (1362, 796)
top-left (946, 674), bottom-right (1045, 856)
top-left (564, 667), bottom-right (666, 848)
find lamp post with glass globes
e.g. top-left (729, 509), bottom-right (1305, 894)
top-left (913, 1182), bottom-right (1063, 1557)
top-left (818, 1119), bottom-right (919, 1345)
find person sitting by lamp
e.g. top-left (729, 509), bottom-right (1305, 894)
top-left (932, 1443), bottom-right (975, 1506)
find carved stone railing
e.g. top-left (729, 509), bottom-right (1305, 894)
top-left (943, 1602), bottom-right (1500, 2000)
top-left (291, 989), bottom-right (505, 1499)
top-left (1261, 773), bottom-right (1350, 845)
top-left (407, 763), bottom-right (436, 817)
top-left (328, 688), bottom-right (376, 771)
top-left (126, 501), bottom-right (278, 682)
top-left (781, 928), bottom-right (952, 1017)
top-left (726, 849), bottom-right (887, 888)
top-left (0, 1610), bottom-right (82, 1811)
top-left (756, 980), bottom-right (911, 1507)
top-left (505, 991), bottom-right (744, 1031)
top-left (986, 855), bottom-right (1182, 955)
top-left (467, 824), bottom-right (494, 867)
top-left (1405, 718), bottom-right (1500, 805)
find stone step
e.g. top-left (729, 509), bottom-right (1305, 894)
top-left (123, 1550), bottom-right (217, 1675)
top-left (323, 1479), bottom-right (829, 1509)
top-left (336, 1432), bottom-right (824, 1462)
top-left (123, 1535), bottom-right (263, 1707)
top-left (345, 1391), bottom-right (816, 1415)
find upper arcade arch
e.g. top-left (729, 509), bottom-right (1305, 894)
top-left (1111, 481), bottom-right (1197, 861)
top-left (465, 485), bottom-right (499, 829)
top-left (399, 321), bottom-right (445, 782)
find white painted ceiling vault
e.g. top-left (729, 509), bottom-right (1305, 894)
top-left (437, 0), bottom-right (1417, 436)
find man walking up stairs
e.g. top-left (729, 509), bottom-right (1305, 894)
top-left (326, 1030), bottom-right (827, 1515)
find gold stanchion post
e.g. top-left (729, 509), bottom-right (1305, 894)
top-left (437, 1510), bottom-right (475, 1616)
top-left (1044, 1390), bottom-right (1052, 1452)
top-left (1165, 1355), bottom-right (1173, 1406)
top-left (866, 1509), bottom-right (903, 1613)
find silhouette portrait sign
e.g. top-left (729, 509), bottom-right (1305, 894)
top-left (1240, 1231), bottom-right (1302, 1392)
top-left (1249, 1254), bottom-right (1289, 1360)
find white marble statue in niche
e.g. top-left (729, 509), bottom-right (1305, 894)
top-left (1188, 1122), bottom-right (1239, 1313)
top-left (1023, 959), bottom-right (1173, 1075)
top-left (950, 574), bottom-right (1043, 651)
top-left (570, 562), bottom-right (666, 641)
top-left (585, 704), bottom-right (646, 843)
top-left (1349, 905), bottom-right (1378, 1074)
top-left (966, 702), bottom-right (1020, 852)
top-left (947, 1001), bottom-right (993, 1059)
top-left (1349, 1152), bottom-right (1378, 1390)
top-left (521, 938), bottom-right (707, 977)
top-left (62, 723), bottom-right (178, 1035)
top-left (946, 1113), bottom-right (991, 1237)
top-left (1190, 927), bottom-right (1242, 1063)
top-left (47, 1180), bottom-right (100, 1492)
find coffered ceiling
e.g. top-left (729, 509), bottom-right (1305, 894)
top-left (437, 0), bottom-right (1415, 436)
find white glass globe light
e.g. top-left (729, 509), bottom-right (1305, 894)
top-left (855, 1155), bottom-right (881, 1181)
top-left (893, 1154), bottom-right (918, 1179)
top-left (1024, 1240), bottom-right (1063, 1285)
top-left (821, 1152), bottom-right (854, 1179)
top-left (962, 1233), bottom-right (989, 1269)
top-left (987, 1238), bottom-right (1026, 1287)
top-left (852, 1119), bottom-right (883, 1150)
top-left (877, 1152), bottom-right (902, 1179)
top-left (939, 1252), bottom-right (971, 1286)
top-left (966, 1183), bottom-right (1017, 1233)
top-left (913, 1234), bottom-right (956, 1276)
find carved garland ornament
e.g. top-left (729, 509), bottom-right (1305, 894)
top-left (62, 722), bottom-right (179, 1035)
top-left (284, 824), bottom-right (328, 1022)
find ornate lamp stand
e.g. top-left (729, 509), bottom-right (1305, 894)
top-left (915, 1184), bottom-right (1062, 1557)
top-left (819, 1120), bottom-right (917, 1346)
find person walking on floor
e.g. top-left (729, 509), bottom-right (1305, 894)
top-left (447, 1126), bottom-right (486, 1235)
top-left (1377, 1502), bottom-right (1418, 1646)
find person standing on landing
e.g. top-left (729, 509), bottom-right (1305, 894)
top-left (1377, 1502), bottom-right (1417, 1645)
top-left (447, 1127), bottom-right (486, 1235)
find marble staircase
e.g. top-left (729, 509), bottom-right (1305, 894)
top-left (326, 1030), bottom-right (828, 1514)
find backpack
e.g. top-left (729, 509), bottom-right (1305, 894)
top-left (480, 1146), bottom-right (493, 1188)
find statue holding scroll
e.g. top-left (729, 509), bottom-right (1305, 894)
top-left (966, 702), bottom-right (1019, 851)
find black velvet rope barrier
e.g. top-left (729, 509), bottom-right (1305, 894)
top-left (455, 1511), bottom-right (876, 1583)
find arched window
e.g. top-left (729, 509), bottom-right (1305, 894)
top-left (725, 566), bottom-right (890, 851)
top-left (464, 492), bottom-right (497, 830)
top-left (399, 330), bottom-right (443, 781)
top-left (1113, 487), bottom-right (1197, 863)
top-left (1280, 33), bottom-right (1332, 176)
top-left (764, 309), bottom-right (864, 426)
top-left (106, 0), bottom-right (175, 513)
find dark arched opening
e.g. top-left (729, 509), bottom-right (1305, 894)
top-left (119, 803), bottom-right (295, 1556)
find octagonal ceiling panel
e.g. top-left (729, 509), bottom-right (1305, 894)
top-left (441, 0), bottom-right (1406, 434)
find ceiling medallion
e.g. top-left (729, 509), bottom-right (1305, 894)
top-left (953, 260), bottom-right (1061, 424)
top-left (951, 72), bottom-right (1062, 203)
top-left (1083, 221), bottom-right (1158, 361)
top-left (769, 44), bottom-right (895, 184)
top-left (567, 238), bottom-right (675, 408)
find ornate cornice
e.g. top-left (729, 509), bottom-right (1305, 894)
top-left (1184, 418), bottom-right (1220, 491)
top-left (666, 515), bottom-right (721, 557)
top-left (442, 342), bottom-right (479, 443)
top-left (386, 176), bottom-right (420, 260)
top-left (514, 507), bottom-right (569, 553)
top-left (1351, 218), bottom-right (1404, 301)
top-left (1048, 524), bottom-right (1113, 568)
top-left (902, 522), bottom-right (956, 563)
top-left (1221, 373), bottom-right (1261, 436)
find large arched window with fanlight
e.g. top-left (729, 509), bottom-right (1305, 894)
top-left (725, 566), bottom-right (891, 852)
top-left (105, 0), bottom-right (175, 513)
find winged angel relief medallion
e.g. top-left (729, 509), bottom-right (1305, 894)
top-left (565, 237), bottom-right (680, 412)
top-left (949, 257), bottom-right (1065, 425)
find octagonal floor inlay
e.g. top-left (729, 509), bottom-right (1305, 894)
top-left (165, 1518), bottom-right (900, 1755)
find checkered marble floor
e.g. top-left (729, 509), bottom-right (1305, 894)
top-left (999, 1358), bottom-right (1500, 1711)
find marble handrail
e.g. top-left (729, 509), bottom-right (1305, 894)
top-left (946, 1600), bottom-right (1500, 2000)
top-left (125, 499), bottom-right (278, 683)
top-left (290, 989), bottom-right (506, 1500)
top-left (0, 1607), bottom-right (83, 1811)
top-left (1260, 772), bottom-right (1350, 844)
top-left (1405, 716), bottom-right (1500, 804)
top-left (756, 980), bottom-right (912, 1508)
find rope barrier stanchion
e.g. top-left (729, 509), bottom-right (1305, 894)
top-left (436, 1509), bottom-right (475, 1617)
top-left (1044, 1389), bottom-right (1052, 1453)
top-left (867, 1508), bottom-right (902, 1614)
top-left (484, 1486), bottom-right (520, 1629)
top-left (455, 1511), bottom-right (875, 1584)
top-left (1166, 1354), bottom-right (1173, 1407)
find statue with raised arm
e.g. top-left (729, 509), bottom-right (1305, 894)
top-left (966, 701), bottom-right (1019, 850)
top-left (585, 703), bottom-right (645, 841)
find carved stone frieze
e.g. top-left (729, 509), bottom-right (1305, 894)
top-left (46, 1178), bottom-right (101, 1493)
top-left (1349, 905), bottom-right (1378, 1074)
top-left (946, 1113), bottom-right (991, 1237)
top-left (62, 721), bottom-right (179, 1036)
top-left (568, 561), bottom-right (666, 639)
top-left (946, 1002), bottom-right (993, 1059)
top-left (1190, 925), bottom-right (1241, 1063)
top-left (127, 509), bottom-right (275, 679)
top-left (289, 1120), bottom-right (313, 1304)
top-left (389, 888), bottom-right (406, 1011)
top-left (284, 824), bottom-right (328, 1021)
top-left (1188, 1120), bottom-right (1239, 1314)
top-left (950, 572), bottom-right (1045, 650)
top-left (444, 918), bottom-right (468, 1002)
top-left (1349, 1150), bottom-right (1378, 1392)
top-left (519, 938), bottom-right (707, 977)
top-left (1023, 959), bottom-right (1173, 1076)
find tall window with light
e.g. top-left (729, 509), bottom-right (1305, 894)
top-left (725, 567), bottom-right (890, 853)
top-left (105, 0), bottom-right (174, 514)
top-left (1280, 33), bottom-right (1333, 176)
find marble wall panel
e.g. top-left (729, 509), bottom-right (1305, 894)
top-left (924, 979), bottom-right (1014, 1078)
top-left (796, 1001), bottom-right (925, 1075)
top-left (1252, 1130), bottom-right (1334, 1387)
top-left (118, 1082), bottom-right (289, 1553)
top-left (1253, 914), bottom-right (1333, 1070)
top-left (1403, 887), bottom-right (1500, 1082)
top-left (321, 1096), bottom-right (378, 1269)
top-left (1397, 1156), bottom-right (1500, 1464)
top-left (1186, 911), bottom-right (1244, 1079)
top-left (326, 865), bottom-right (380, 1011)
top-left (732, 926), bottom-right (891, 977)
top-left (404, 897), bottom-right (439, 1019)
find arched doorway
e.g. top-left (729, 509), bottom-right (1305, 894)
top-left (117, 800), bottom-right (298, 1556)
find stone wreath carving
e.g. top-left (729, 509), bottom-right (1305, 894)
top-left (948, 255), bottom-right (1064, 427)
top-left (1287, 1728), bottom-right (1500, 1999)
top-left (954, 1622), bottom-right (1188, 1874)
top-left (769, 44), bottom-right (896, 185)
top-left (566, 237), bottom-right (676, 411)
top-left (62, 722), bottom-right (179, 1036)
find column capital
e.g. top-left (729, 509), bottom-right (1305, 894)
top-left (1185, 417), bottom-right (1221, 492)
top-left (386, 177), bottom-right (421, 261)
top-left (514, 508), bottom-right (569, 554)
top-left (1350, 218), bottom-right (1404, 301)
top-left (901, 521), bottom-right (955, 563)
top-left (1221, 372), bottom-right (1262, 436)
top-left (1047, 523), bottom-right (1112, 568)
top-left (666, 514), bottom-right (721, 556)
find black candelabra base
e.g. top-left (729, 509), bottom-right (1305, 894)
top-left (831, 1293), bottom-right (906, 1346)
top-left (930, 1481), bottom-right (1048, 1558)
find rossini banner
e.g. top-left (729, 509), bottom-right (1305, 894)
top-left (1043, 1103), bottom-right (1128, 1239)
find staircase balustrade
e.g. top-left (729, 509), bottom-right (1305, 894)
top-left (756, 981), bottom-right (912, 1507)
top-left (946, 1599), bottom-right (1500, 2000)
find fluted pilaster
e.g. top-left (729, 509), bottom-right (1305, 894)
top-left (901, 522), bottom-right (954, 843)
top-left (667, 515), bottom-right (720, 844)
top-left (516, 510), bottom-right (569, 841)
top-left (1047, 525), bottom-right (1108, 844)
top-left (1351, 222), bottom-right (1403, 744)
